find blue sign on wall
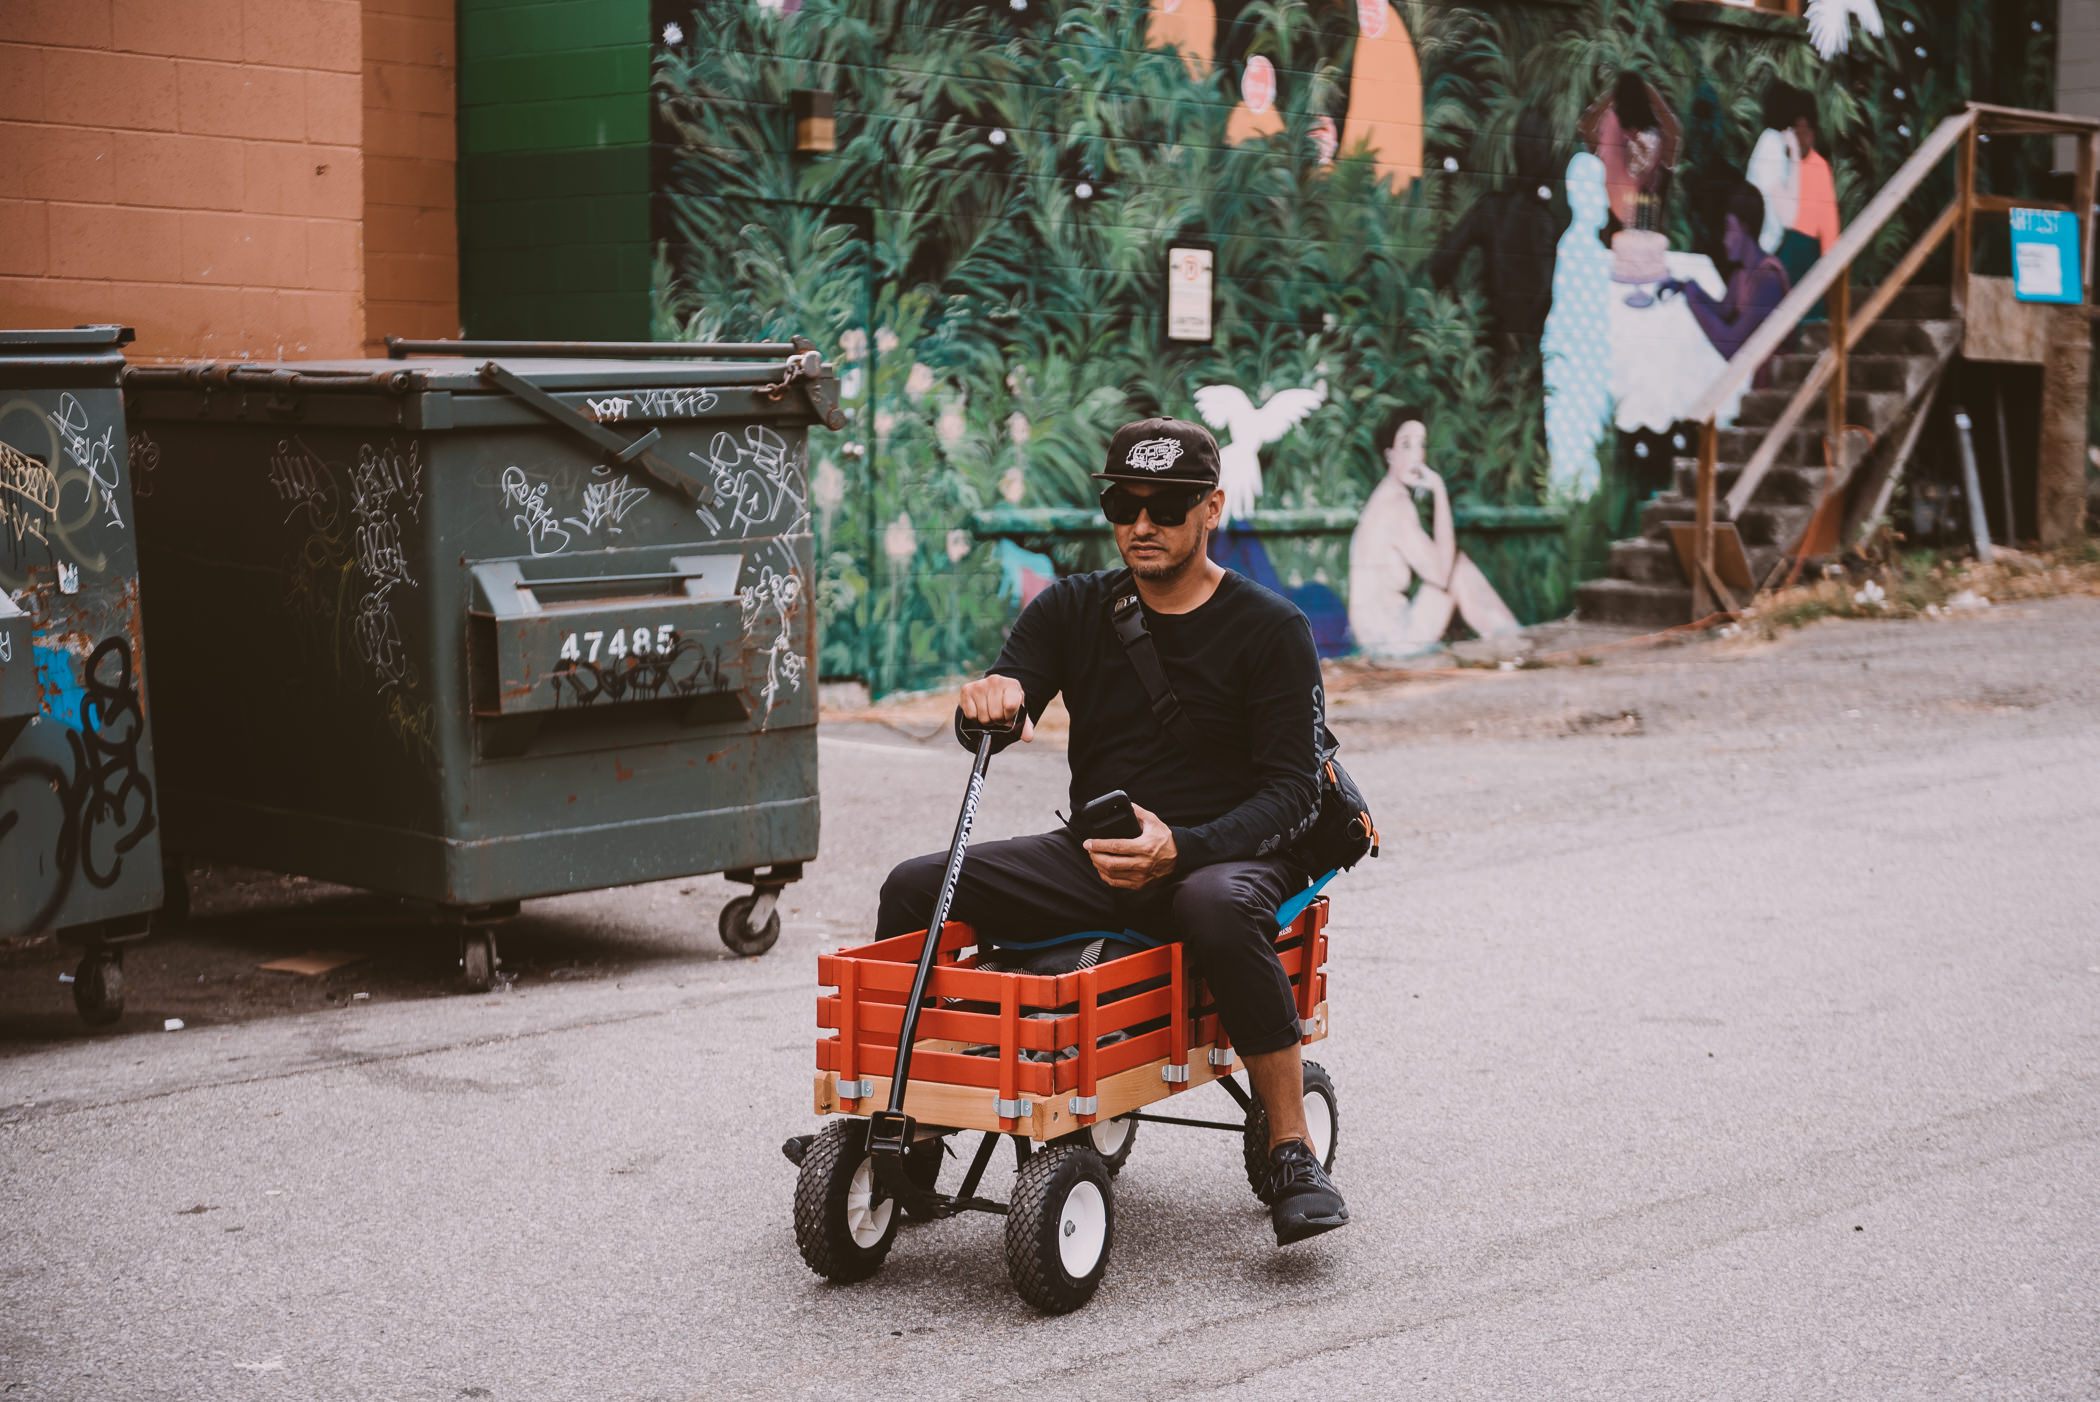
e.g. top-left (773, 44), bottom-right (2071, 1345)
top-left (2009, 208), bottom-right (2084, 304)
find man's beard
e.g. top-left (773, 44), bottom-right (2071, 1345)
top-left (1127, 533), bottom-right (1204, 582)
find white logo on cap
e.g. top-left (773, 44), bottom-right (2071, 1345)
top-left (1124, 437), bottom-right (1184, 473)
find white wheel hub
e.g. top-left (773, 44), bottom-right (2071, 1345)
top-left (846, 1157), bottom-right (895, 1248)
top-left (1057, 1179), bottom-right (1108, 1278)
top-left (1303, 1090), bottom-right (1334, 1166)
top-left (1090, 1117), bottom-right (1132, 1157)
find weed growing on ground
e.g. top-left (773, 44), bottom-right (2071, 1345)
top-left (1739, 545), bottom-right (2100, 636)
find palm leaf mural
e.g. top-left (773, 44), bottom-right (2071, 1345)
top-left (652, 0), bottom-right (2052, 693)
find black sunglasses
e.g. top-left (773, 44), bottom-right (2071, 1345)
top-left (1099, 484), bottom-right (1208, 527)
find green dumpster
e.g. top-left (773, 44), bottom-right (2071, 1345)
top-left (124, 340), bottom-right (841, 981)
top-left (1, 325), bottom-right (165, 1025)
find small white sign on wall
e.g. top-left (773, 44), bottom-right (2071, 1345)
top-left (1166, 245), bottom-right (1214, 342)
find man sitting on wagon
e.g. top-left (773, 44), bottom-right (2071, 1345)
top-left (875, 417), bottom-right (1349, 1247)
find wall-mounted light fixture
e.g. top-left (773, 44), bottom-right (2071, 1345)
top-left (792, 89), bottom-right (836, 153)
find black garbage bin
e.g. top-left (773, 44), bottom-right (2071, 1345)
top-left (1, 325), bottom-right (165, 1025)
top-left (125, 339), bottom-right (841, 983)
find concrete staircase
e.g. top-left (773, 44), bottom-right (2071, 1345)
top-left (1576, 284), bottom-right (1963, 628)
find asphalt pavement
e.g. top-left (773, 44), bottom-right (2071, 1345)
top-left (3, 599), bottom-right (2097, 1401)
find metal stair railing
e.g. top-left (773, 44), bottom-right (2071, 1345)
top-left (1678, 102), bottom-right (2100, 617)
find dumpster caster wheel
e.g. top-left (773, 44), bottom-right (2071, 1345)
top-left (459, 932), bottom-right (498, 992)
top-left (1241, 1060), bottom-right (1338, 1201)
top-left (73, 949), bottom-right (124, 1027)
top-left (719, 891), bottom-right (782, 957)
top-left (1005, 1142), bottom-right (1113, 1314)
top-left (794, 1120), bottom-right (899, 1283)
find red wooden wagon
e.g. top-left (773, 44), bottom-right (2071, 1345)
top-left (791, 894), bottom-right (1338, 1313)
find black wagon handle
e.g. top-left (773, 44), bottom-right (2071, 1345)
top-left (866, 712), bottom-right (1020, 1156)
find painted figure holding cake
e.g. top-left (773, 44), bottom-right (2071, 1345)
top-left (1657, 183), bottom-right (1792, 362)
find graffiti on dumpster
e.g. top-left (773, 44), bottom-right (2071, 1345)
top-left (498, 463), bottom-right (653, 554)
top-left (278, 435), bottom-right (428, 712)
top-left (631, 387), bottom-right (718, 419)
top-left (0, 636), bottom-right (157, 939)
top-left (499, 465), bottom-right (574, 557)
top-left (567, 470), bottom-right (651, 540)
top-left (739, 550), bottom-right (806, 727)
top-left (268, 436), bottom-right (338, 530)
top-left (1, 441), bottom-right (57, 550)
top-left (128, 430), bottom-right (160, 500)
top-left (52, 394), bottom-right (124, 530)
top-left (691, 426), bottom-right (807, 538)
top-left (349, 442), bottom-right (422, 695)
top-left (547, 632), bottom-right (734, 708)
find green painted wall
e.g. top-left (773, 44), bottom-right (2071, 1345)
top-left (457, 0), bottom-right (655, 339)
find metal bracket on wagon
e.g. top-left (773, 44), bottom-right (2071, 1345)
top-left (1208, 1048), bottom-right (1237, 1068)
top-left (1160, 1063), bottom-right (1190, 1084)
top-left (1068, 1095), bottom-right (1099, 1116)
top-left (994, 1097), bottom-right (1034, 1119)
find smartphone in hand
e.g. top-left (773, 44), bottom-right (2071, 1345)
top-left (1072, 790), bottom-right (1142, 841)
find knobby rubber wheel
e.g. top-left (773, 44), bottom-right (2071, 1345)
top-left (898, 1134), bottom-right (947, 1221)
top-left (794, 1120), bottom-right (900, 1282)
top-left (72, 950), bottom-right (123, 1028)
top-left (1081, 1115), bottom-right (1138, 1174)
top-left (718, 893), bottom-right (782, 957)
top-left (459, 932), bottom-right (496, 992)
top-left (1240, 1060), bottom-right (1339, 1201)
top-left (1005, 1143), bottom-right (1114, 1314)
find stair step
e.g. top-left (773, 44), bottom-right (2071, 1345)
top-left (1878, 282), bottom-right (1954, 320)
top-left (1764, 352), bottom-right (1918, 394)
top-left (1671, 459), bottom-right (1831, 504)
top-left (1609, 538), bottom-right (1686, 585)
top-left (1738, 387), bottom-right (1905, 434)
top-left (1642, 496), bottom-right (1814, 547)
top-left (1717, 425), bottom-right (1822, 465)
top-left (1575, 577), bottom-right (1696, 629)
top-left (1796, 317), bottom-right (1960, 358)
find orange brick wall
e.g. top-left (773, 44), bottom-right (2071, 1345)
top-left (361, 0), bottom-right (458, 352)
top-left (0, 0), bottom-right (460, 363)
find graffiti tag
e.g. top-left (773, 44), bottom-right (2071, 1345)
top-left (0, 637), bottom-right (157, 939)
top-left (500, 465), bottom-right (573, 557)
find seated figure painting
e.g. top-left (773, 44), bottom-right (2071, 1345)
top-left (1346, 406), bottom-right (1521, 658)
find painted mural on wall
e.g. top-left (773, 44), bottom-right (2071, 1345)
top-left (652, 0), bottom-right (2056, 692)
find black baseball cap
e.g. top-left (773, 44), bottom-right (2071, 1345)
top-left (1092, 417), bottom-right (1222, 488)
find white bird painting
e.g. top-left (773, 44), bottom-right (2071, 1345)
top-left (1804, 0), bottom-right (1883, 60)
top-left (1192, 380), bottom-right (1327, 523)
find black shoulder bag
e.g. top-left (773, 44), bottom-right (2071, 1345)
top-left (1107, 577), bottom-right (1378, 874)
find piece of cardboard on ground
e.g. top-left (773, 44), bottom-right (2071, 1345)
top-left (1666, 520), bottom-right (1756, 594)
top-left (257, 951), bottom-right (366, 977)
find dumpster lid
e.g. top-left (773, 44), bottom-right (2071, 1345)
top-left (0, 325), bottom-right (135, 350)
top-left (128, 355), bottom-right (826, 393)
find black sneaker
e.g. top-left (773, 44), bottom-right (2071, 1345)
top-left (1266, 1139), bottom-right (1349, 1246)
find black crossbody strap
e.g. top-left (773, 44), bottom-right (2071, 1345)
top-left (1107, 576), bottom-right (1206, 759)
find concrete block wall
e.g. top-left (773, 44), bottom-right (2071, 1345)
top-left (0, 0), bottom-right (458, 362)
top-left (456, 0), bottom-right (652, 339)
top-left (0, 0), bottom-right (365, 359)
top-left (362, 0), bottom-right (460, 349)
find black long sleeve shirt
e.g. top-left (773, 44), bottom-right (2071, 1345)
top-left (983, 569), bottom-right (1322, 871)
